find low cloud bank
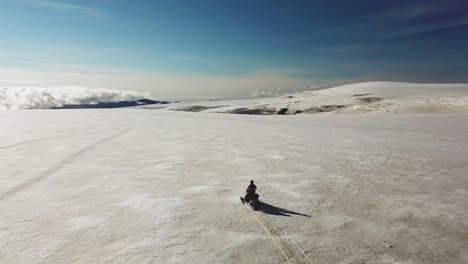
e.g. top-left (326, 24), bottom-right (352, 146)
top-left (0, 86), bottom-right (145, 110)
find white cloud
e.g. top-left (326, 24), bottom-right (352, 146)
top-left (19, 0), bottom-right (107, 18)
top-left (387, 18), bottom-right (468, 38)
top-left (0, 86), bottom-right (144, 110)
top-left (333, 3), bottom-right (466, 40)
top-left (169, 54), bottom-right (214, 64)
top-left (0, 67), bottom-right (351, 101)
top-left (376, 3), bottom-right (452, 21)
top-left (374, 3), bottom-right (467, 38)
top-left (0, 52), bottom-right (16, 58)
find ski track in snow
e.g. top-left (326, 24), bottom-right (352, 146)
top-left (0, 129), bottom-right (130, 201)
top-left (0, 130), bottom-right (108, 150)
top-left (244, 203), bottom-right (312, 264)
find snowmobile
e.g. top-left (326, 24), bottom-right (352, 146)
top-left (240, 193), bottom-right (261, 210)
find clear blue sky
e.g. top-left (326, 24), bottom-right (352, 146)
top-left (1, 0), bottom-right (467, 98)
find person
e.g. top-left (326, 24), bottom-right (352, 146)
top-left (245, 180), bottom-right (258, 202)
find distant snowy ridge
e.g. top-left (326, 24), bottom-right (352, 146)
top-left (0, 86), bottom-right (146, 110)
top-left (170, 82), bottom-right (468, 115)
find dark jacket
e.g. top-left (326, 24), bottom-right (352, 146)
top-left (246, 183), bottom-right (257, 194)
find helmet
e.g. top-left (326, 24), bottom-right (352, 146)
top-left (250, 180), bottom-right (254, 184)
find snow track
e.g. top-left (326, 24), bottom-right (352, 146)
top-left (0, 129), bottom-right (130, 201)
top-left (245, 204), bottom-right (312, 264)
top-left (0, 130), bottom-right (106, 150)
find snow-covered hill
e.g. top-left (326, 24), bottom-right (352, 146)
top-left (169, 82), bottom-right (468, 114)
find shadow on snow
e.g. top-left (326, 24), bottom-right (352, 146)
top-left (259, 202), bottom-right (311, 217)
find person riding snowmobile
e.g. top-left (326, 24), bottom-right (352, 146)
top-left (245, 180), bottom-right (258, 202)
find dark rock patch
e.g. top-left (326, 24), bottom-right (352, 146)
top-left (356, 97), bottom-right (383, 103)
top-left (353, 93), bottom-right (371, 97)
top-left (303, 105), bottom-right (348, 113)
top-left (51, 99), bottom-right (168, 109)
top-left (173, 105), bottom-right (227, 112)
top-left (228, 107), bottom-right (276, 115)
top-left (277, 108), bottom-right (289, 115)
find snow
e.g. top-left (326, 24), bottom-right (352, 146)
top-left (1, 82), bottom-right (468, 263)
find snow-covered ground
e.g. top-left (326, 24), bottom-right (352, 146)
top-left (1, 82), bottom-right (468, 264)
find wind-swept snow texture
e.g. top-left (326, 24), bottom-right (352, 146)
top-left (0, 86), bottom-right (145, 110)
top-left (1, 107), bottom-right (468, 262)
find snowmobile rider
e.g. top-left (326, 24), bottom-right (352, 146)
top-left (245, 180), bottom-right (257, 201)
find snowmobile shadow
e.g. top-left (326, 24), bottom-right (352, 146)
top-left (259, 202), bottom-right (311, 217)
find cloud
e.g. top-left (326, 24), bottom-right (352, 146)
top-left (0, 86), bottom-right (144, 110)
top-left (0, 52), bottom-right (16, 58)
top-left (170, 54), bottom-right (213, 64)
top-left (330, 2), bottom-right (467, 40)
top-left (0, 67), bottom-right (353, 101)
top-left (387, 18), bottom-right (468, 38)
top-left (20, 0), bottom-right (107, 18)
top-left (373, 2), bottom-right (468, 38)
top-left (375, 3), bottom-right (453, 21)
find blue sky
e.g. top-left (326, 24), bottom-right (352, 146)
top-left (0, 0), bottom-right (467, 98)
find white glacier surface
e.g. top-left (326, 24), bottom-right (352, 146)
top-left (1, 83), bottom-right (468, 263)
